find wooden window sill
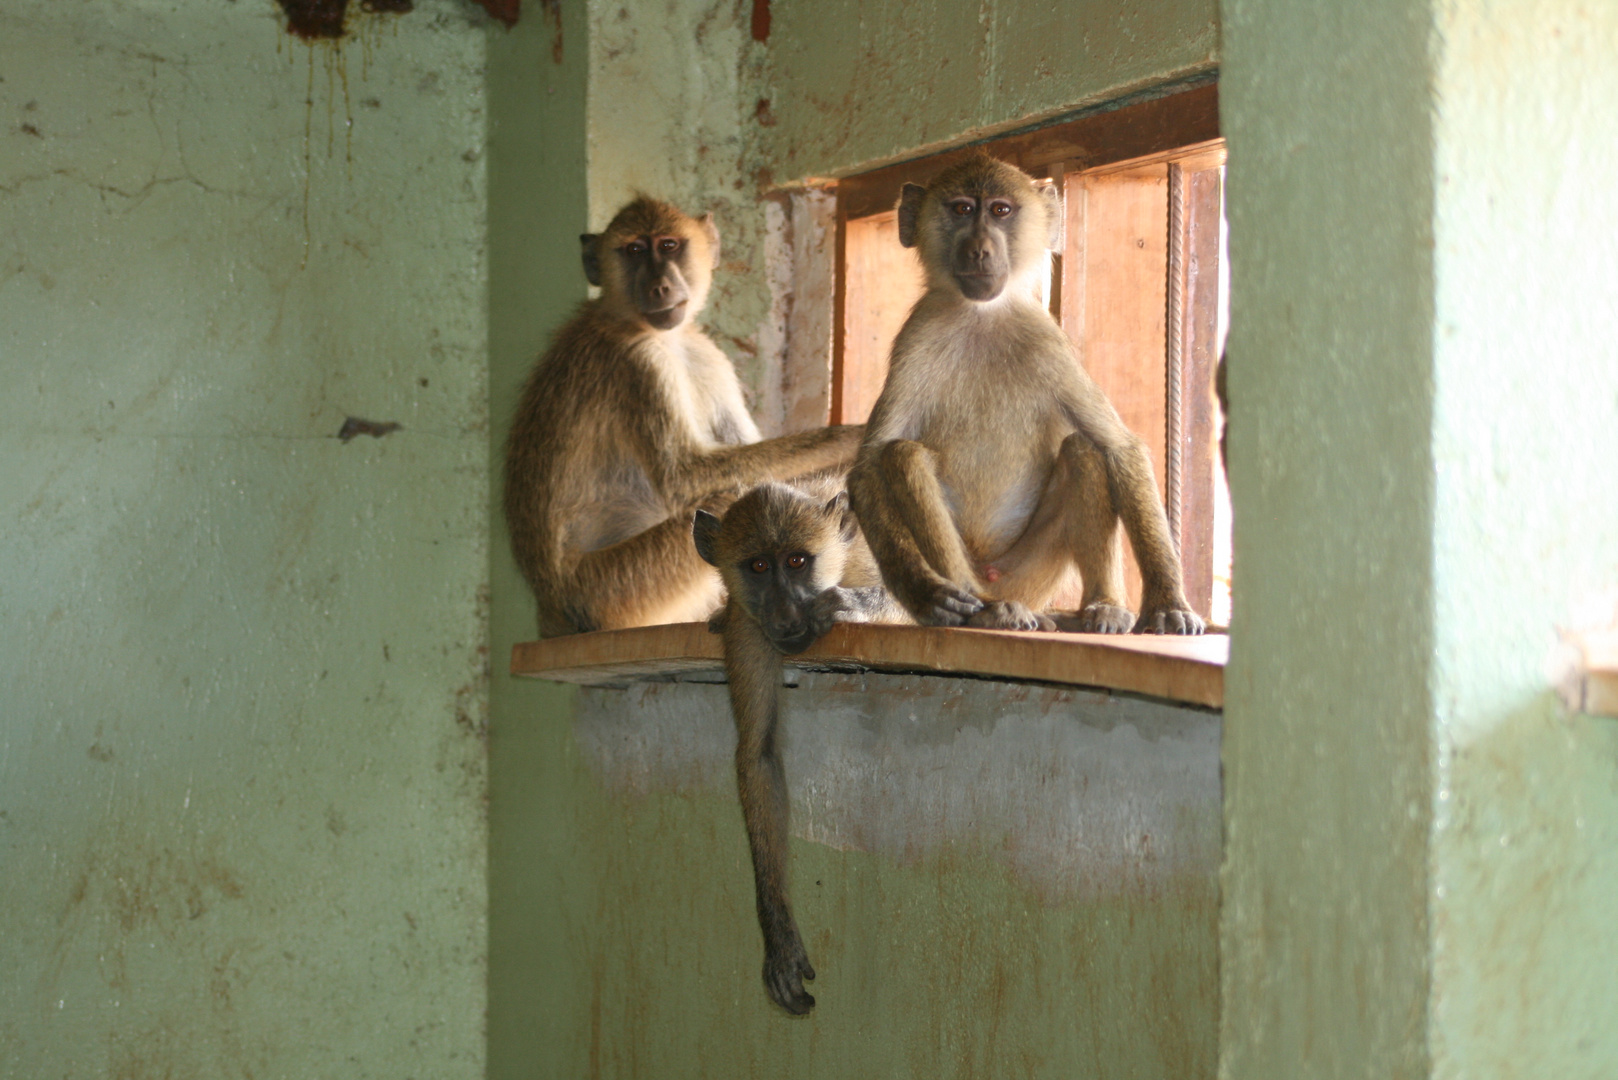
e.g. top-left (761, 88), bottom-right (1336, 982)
top-left (511, 624), bottom-right (1228, 709)
top-left (1555, 630), bottom-right (1618, 718)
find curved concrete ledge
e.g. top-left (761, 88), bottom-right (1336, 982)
top-left (511, 622), bottom-right (1227, 709)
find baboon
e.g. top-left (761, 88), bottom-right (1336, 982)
top-left (847, 155), bottom-right (1204, 636)
top-left (503, 197), bottom-right (863, 636)
top-left (693, 480), bottom-right (907, 1014)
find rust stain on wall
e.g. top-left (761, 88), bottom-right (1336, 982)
top-left (278, 0), bottom-right (350, 40)
top-left (475, 0), bottom-right (523, 28)
top-left (278, 0), bottom-right (510, 40)
top-left (539, 0), bottom-right (562, 62)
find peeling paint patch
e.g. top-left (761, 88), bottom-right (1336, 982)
top-left (336, 416), bottom-right (401, 442)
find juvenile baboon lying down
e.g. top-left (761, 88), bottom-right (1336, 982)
top-left (848, 153), bottom-right (1204, 636)
top-left (693, 480), bottom-right (908, 1014)
top-left (504, 196), bottom-right (863, 637)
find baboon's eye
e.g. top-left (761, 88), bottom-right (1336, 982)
top-left (786, 553), bottom-right (808, 570)
top-left (625, 239), bottom-right (649, 255)
top-left (989, 201), bottom-right (1014, 218)
top-left (949, 199), bottom-right (976, 217)
top-left (657, 237), bottom-right (682, 255)
top-left (749, 558), bottom-right (771, 574)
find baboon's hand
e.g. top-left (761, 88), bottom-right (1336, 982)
top-left (913, 581), bottom-right (984, 626)
top-left (805, 587), bottom-right (855, 641)
top-left (965, 600), bottom-right (1056, 632)
top-left (1134, 602), bottom-right (1205, 636)
top-left (763, 938), bottom-right (817, 1015)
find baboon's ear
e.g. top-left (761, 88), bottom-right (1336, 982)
top-left (580, 234), bottom-right (602, 287)
top-left (824, 491), bottom-right (858, 545)
top-left (692, 510), bottom-right (723, 567)
top-left (897, 184), bottom-right (928, 249)
top-left (696, 212), bottom-right (721, 267)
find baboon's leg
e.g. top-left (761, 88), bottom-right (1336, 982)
top-left (992, 433), bottom-right (1133, 633)
top-left (877, 440), bottom-right (981, 587)
top-left (544, 514), bottom-right (721, 635)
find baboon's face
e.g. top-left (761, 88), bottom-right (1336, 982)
top-left (901, 157), bottom-right (1053, 303)
top-left (937, 186), bottom-right (1024, 301)
top-left (613, 231), bottom-right (702, 330)
top-left (693, 486), bottom-right (853, 655)
top-left (581, 198), bottom-right (720, 330)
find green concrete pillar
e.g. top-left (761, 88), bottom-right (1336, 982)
top-left (484, 2), bottom-right (596, 1078)
top-left (1221, 1), bottom-right (1618, 1075)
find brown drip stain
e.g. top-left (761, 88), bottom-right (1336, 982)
top-left (278, 0), bottom-right (350, 40)
top-left (280, 0), bottom-right (501, 44)
top-left (537, 0), bottom-right (561, 61)
top-left (477, 0), bottom-right (523, 29)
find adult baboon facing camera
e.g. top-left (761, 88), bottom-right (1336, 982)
top-left (504, 197), bottom-right (863, 636)
top-left (848, 155), bottom-right (1203, 636)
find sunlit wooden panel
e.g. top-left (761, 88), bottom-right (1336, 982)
top-left (1063, 163), bottom-right (1170, 611)
top-left (838, 210), bottom-right (926, 425)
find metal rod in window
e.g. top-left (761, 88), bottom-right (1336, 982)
top-left (1165, 161), bottom-right (1188, 555)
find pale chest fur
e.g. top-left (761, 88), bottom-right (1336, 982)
top-left (570, 328), bottom-right (758, 556)
top-left (640, 329), bottom-right (761, 447)
top-left (894, 299), bottom-right (1073, 559)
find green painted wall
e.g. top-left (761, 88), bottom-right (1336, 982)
top-left (1426, 3), bottom-right (1618, 1076)
top-left (1218, 2), bottom-right (1438, 1074)
top-left (0, 2), bottom-right (490, 1075)
top-left (484, 0), bottom-right (594, 1072)
top-left (760, 0), bottom-right (1219, 180)
top-left (1220, 1), bottom-right (1618, 1077)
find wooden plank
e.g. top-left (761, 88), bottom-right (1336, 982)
top-left (835, 84), bottom-right (1219, 220)
top-left (513, 623), bottom-right (1227, 709)
top-left (1080, 139), bottom-right (1226, 181)
top-left (837, 211), bottom-right (926, 425)
top-left (1554, 629), bottom-right (1618, 718)
top-left (1587, 672), bottom-right (1618, 719)
top-left (829, 205), bottom-right (851, 425)
top-left (1066, 163), bottom-right (1170, 612)
top-left (1179, 164), bottom-right (1224, 620)
top-left (510, 622), bottom-right (723, 686)
top-left (1540, 625), bottom-right (1618, 718)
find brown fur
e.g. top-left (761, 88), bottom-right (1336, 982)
top-left (693, 480), bottom-right (907, 1013)
top-left (503, 197), bottom-right (863, 636)
top-left (848, 155), bottom-right (1203, 635)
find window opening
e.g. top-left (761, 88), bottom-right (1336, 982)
top-left (832, 84), bottom-right (1231, 626)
